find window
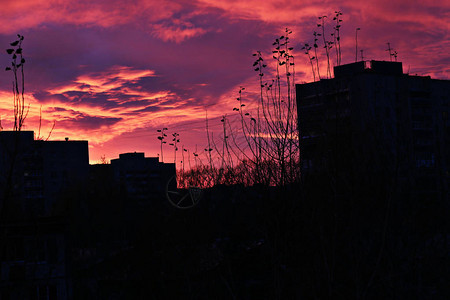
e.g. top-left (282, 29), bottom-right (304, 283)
top-left (31, 285), bottom-right (57, 300)
top-left (416, 153), bottom-right (435, 168)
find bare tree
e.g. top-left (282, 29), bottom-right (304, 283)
top-left (5, 34), bottom-right (28, 131)
top-left (223, 28), bottom-right (300, 187)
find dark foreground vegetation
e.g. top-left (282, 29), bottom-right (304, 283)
top-left (67, 178), bottom-right (447, 299)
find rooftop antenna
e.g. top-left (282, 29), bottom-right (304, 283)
top-left (360, 49), bottom-right (364, 61)
top-left (392, 50), bottom-right (398, 62)
top-left (355, 28), bottom-right (361, 62)
top-left (386, 42), bottom-right (392, 61)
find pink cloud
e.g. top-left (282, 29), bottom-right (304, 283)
top-left (0, 0), bottom-right (448, 164)
top-left (152, 22), bottom-right (208, 43)
top-left (47, 66), bottom-right (156, 94)
top-left (195, 0), bottom-right (323, 23)
top-left (0, 0), bottom-right (183, 33)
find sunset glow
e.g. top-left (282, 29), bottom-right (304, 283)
top-left (0, 0), bottom-right (448, 164)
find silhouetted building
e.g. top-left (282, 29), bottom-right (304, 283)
top-left (69, 154), bottom-right (176, 298)
top-left (0, 131), bottom-right (88, 300)
top-left (110, 152), bottom-right (176, 203)
top-left (0, 131), bottom-right (89, 217)
top-left (0, 217), bottom-right (71, 299)
top-left (296, 60), bottom-right (449, 202)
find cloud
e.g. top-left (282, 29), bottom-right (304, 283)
top-left (70, 66), bottom-right (156, 93)
top-left (40, 65), bottom-right (159, 108)
top-left (152, 22), bottom-right (208, 43)
top-left (0, 0), bottom-right (448, 163)
top-left (195, 0), bottom-right (449, 29)
top-left (58, 114), bottom-right (122, 131)
top-left (4, 60), bottom-right (215, 151)
top-left (196, 0), bottom-right (318, 23)
top-left (0, 0), bottom-right (184, 33)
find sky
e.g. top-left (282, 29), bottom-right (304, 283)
top-left (0, 0), bottom-right (448, 165)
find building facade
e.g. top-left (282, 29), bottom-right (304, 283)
top-left (296, 60), bottom-right (449, 202)
top-left (0, 131), bottom-right (88, 300)
top-left (110, 152), bottom-right (176, 203)
top-left (0, 131), bottom-right (89, 218)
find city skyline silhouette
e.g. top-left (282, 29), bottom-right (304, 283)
top-left (0, 2), bottom-right (448, 298)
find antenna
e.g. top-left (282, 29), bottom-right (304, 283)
top-left (355, 28), bottom-right (361, 62)
top-left (386, 42), bottom-right (392, 61)
top-left (392, 50), bottom-right (398, 62)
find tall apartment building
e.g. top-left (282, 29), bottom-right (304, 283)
top-left (0, 131), bottom-right (89, 217)
top-left (0, 131), bottom-right (88, 300)
top-left (296, 60), bottom-right (449, 203)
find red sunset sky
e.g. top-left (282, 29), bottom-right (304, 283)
top-left (0, 0), bottom-right (448, 165)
